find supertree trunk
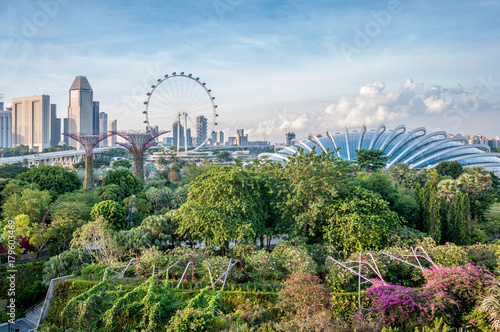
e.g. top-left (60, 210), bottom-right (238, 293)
top-left (111, 130), bottom-right (169, 183)
top-left (84, 148), bottom-right (95, 189)
top-left (135, 152), bottom-right (145, 183)
top-left (63, 133), bottom-right (112, 189)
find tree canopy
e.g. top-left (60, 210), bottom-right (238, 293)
top-left (102, 168), bottom-right (143, 198)
top-left (175, 165), bottom-right (268, 252)
top-left (16, 165), bottom-right (82, 199)
top-left (355, 149), bottom-right (390, 172)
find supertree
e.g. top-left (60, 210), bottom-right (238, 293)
top-left (111, 130), bottom-right (168, 183)
top-left (63, 133), bottom-right (112, 189)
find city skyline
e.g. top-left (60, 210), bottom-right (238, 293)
top-left (0, 1), bottom-right (499, 142)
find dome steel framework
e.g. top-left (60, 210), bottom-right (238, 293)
top-left (259, 124), bottom-right (500, 176)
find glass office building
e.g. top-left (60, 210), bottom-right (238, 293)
top-left (260, 124), bottom-right (500, 176)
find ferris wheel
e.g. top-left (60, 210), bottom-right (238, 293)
top-left (143, 72), bottom-right (218, 151)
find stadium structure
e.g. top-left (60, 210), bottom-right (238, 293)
top-left (259, 124), bottom-right (500, 176)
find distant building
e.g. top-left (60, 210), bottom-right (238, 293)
top-left (0, 104), bottom-right (12, 148)
top-left (50, 104), bottom-right (61, 147)
top-left (93, 101), bottom-right (100, 134)
top-left (12, 95), bottom-right (51, 152)
top-left (196, 115), bottom-right (207, 146)
top-left (285, 132), bottom-right (296, 146)
top-left (99, 112), bottom-right (108, 147)
top-left (218, 131), bottom-right (224, 146)
top-left (211, 131), bottom-right (217, 145)
top-left (236, 129), bottom-right (248, 146)
top-left (227, 136), bottom-right (236, 146)
top-left (109, 119), bottom-right (117, 146)
top-left (63, 118), bottom-right (69, 145)
top-left (67, 76), bottom-right (94, 149)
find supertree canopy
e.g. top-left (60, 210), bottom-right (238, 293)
top-left (63, 133), bottom-right (112, 188)
top-left (111, 130), bottom-right (168, 183)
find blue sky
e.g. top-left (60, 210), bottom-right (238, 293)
top-left (1, 0), bottom-right (499, 143)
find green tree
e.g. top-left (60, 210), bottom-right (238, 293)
top-left (394, 194), bottom-right (421, 228)
top-left (16, 165), bottom-right (82, 199)
top-left (123, 195), bottom-right (152, 226)
top-left (176, 165), bottom-right (267, 253)
top-left (356, 171), bottom-right (399, 205)
top-left (91, 200), bottom-right (127, 230)
top-left (216, 151), bottom-right (232, 162)
top-left (444, 191), bottom-right (472, 245)
top-left (2, 188), bottom-right (51, 224)
top-left (355, 149), bottom-right (390, 172)
top-left (50, 189), bottom-right (101, 223)
top-left (323, 187), bottom-right (402, 255)
top-left (70, 218), bottom-right (121, 265)
top-left (387, 163), bottom-right (417, 189)
top-left (416, 170), bottom-right (442, 242)
top-left (0, 163), bottom-right (29, 179)
top-left (42, 249), bottom-right (91, 287)
top-left (111, 159), bottom-right (132, 169)
top-left (102, 168), bottom-right (143, 198)
top-left (436, 161), bottom-right (464, 179)
top-left (274, 149), bottom-right (354, 243)
top-left (96, 184), bottom-right (125, 204)
top-left (481, 203), bottom-right (500, 239)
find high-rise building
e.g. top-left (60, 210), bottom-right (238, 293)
top-left (93, 101), bottom-right (100, 134)
top-left (99, 112), bottom-right (108, 147)
top-left (218, 131), bottom-right (224, 146)
top-left (173, 120), bottom-right (185, 147)
top-left (211, 131), bottom-right (217, 145)
top-left (63, 118), bottom-right (69, 145)
top-left (12, 95), bottom-right (51, 152)
top-left (68, 76), bottom-right (93, 149)
top-left (195, 115), bottom-right (207, 146)
top-left (109, 119), bottom-right (117, 146)
top-left (0, 104), bottom-right (12, 148)
top-left (227, 136), bottom-right (236, 146)
top-left (236, 129), bottom-right (248, 146)
top-left (285, 132), bottom-right (296, 146)
top-left (50, 104), bottom-right (61, 147)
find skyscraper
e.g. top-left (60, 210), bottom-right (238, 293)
top-left (218, 131), bottom-right (224, 146)
top-left (12, 95), bottom-right (51, 152)
top-left (0, 104), bottom-right (12, 148)
top-left (109, 119), bottom-right (117, 146)
top-left (50, 104), bottom-right (61, 147)
top-left (195, 115), bottom-right (207, 146)
top-left (63, 118), bottom-right (69, 145)
top-left (68, 76), bottom-right (93, 149)
top-left (99, 112), bottom-right (108, 147)
top-left (93, 101), bottom-right (100, 134)
top-left (285, 132), bottom-right (296, 146)
top-left (236, 129), bottom-right (248, 146)
top-left (173, 120), bottom-right (185, 148)
top-left (211, 131), bottom-right (217, 145)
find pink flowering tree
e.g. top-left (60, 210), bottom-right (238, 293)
top-left (423, 264), bottom-right (494, 325)
top-left (366, 280), bottom-right (433, 329)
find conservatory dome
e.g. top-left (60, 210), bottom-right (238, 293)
top-left (259, 124), bottom-right (500, 176)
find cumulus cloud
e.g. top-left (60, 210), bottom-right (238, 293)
top-left (250, 78), bottom-right (482, 141)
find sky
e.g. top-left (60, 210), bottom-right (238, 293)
top-left (1, 0), bottom-right (499, 143)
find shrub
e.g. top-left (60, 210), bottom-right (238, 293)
top-left (246, 250), bottom-right (280, 279)
top-left (229, 242), bottom-right (259, 264)
top-left (465, 243), bottom-right (497, 272)
top-left (201, 256), bottom-right (239, 283)
top-left (275, 272), bottom-right (337, 331)
top-left (167, 307), bottom-right (219, 332)
top-left (366, 280), bottom-right (431, 329)
top-left (42, 249), bottom-right (91, 287)
top-left (90, 200), bottom-right (127, 230)
top-left (428, 243), bottom-right (468, 267)
top-left (80, 263), bottom-right (108, 279)
top-left (272, 240), bottom-right (317, 275)
top-left (166, 247), bottom-right (211, 265)
top-left (423, 264), bottom-right (494, 325)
